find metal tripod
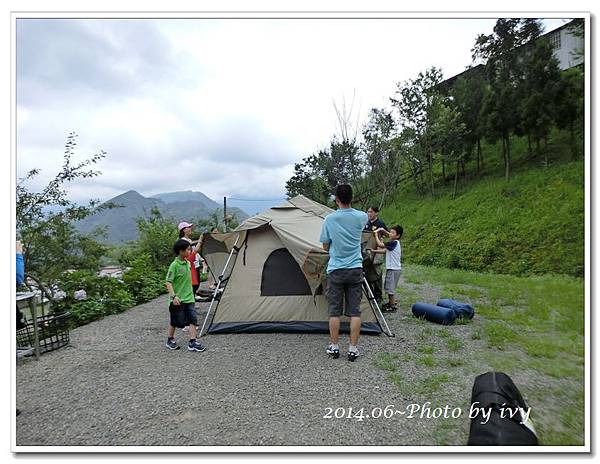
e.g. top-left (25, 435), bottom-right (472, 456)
top-left (362, 275), bottom-right (395, 337)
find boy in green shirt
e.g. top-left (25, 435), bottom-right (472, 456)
top-left (165, 239), bottom-right (206, 352)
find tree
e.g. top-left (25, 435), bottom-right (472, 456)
top-left (427, 96), bottom-right (467, 197)
top-left (520, 37), bottom-right (562, 166)
top-left (285, 153), bottom-right (334, 206)
top-left (360, 108), bottom-right (405, 208)
top-left (332, 93), bottom-right (363, 183)
top-left (566, 18), bottom-right (584, 63)
top-left (134, 207), bottom-right (179, 270)
top-left (450, 69), bottom-right (487, 173)
top-left (16, 133), bottom-right (111, 300)
top-left (192, 208), bottom-right (240, 233)
top-left (473, 18), bottom-right (544, 180)
top-left (285, 137), bottom-right (364, 207)
top-left (554, 67), bottom-right (584, 159)
top-left (391, 67), bottom-right (444, 196)
top-left (286, 93), bottom-right (366, 206)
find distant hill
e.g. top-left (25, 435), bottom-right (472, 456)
top-left (76, 190), bottom-right (249, 244)
top-left (151, 191), bottom-right (220, 209)
top-left (227, 197), bottom-right (288, 216)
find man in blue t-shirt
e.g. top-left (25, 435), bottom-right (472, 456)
top-left (319, 184), bottom-right (368, 362)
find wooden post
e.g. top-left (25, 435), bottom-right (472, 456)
top-left (17, 292), bottom-right (40, 360)
top-left (30, 296), bottom-right (40, 360)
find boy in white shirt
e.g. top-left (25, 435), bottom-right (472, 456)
top-left (372, 225), bottom-right (403, 312)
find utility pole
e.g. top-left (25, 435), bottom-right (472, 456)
top-left (223, 196), bottom-right (227, 232)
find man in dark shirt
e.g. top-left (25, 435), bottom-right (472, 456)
top-left (362, 206), bottom-right (387, 305)
top-left (364, 206), bottom-right (387, 233)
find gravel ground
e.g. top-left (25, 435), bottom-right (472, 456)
top-left (15, 281), bottom-right (492, 448)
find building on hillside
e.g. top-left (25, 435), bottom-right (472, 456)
top-left (437, 19), bottom-right (584, 93)
top-left (546, 20), bottom-right (584, 70)
top-left (98, 266), bottom-right (128, 279)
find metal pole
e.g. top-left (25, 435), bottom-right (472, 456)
top-left (223, 196), bottom-right (227, 232)
top-left (199, 235), bottom-right (240, 337)
top-left (362, 276), bottom-right (395, 337)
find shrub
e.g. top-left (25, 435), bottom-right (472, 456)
top-left (121, 253), bottom-right (166, 304)
top-left (53, 270), bottom-right (136, 328)
top-left (68, 299), bottom-right (106, 327)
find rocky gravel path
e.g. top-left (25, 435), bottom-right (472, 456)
top-left (16, 282), bottom-right (488, 448)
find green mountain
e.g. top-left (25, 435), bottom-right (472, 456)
top-left (76, 190), bottom-right (249, 244)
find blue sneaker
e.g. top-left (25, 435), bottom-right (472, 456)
top-left (166, 338), bottom-right (180, 350)
top-left (326, 343), bottom-right (340, 359)
top-left (347, 347), bottom-right (360, 362)
top-left (188, 340), bottom-right (206, 352)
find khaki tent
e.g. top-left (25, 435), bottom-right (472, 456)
top-left (199, 195), bottom-right (391, 336)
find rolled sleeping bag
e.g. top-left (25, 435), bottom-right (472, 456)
top-left (412, 302), bottom-right (456, 325)
top-left (437, 299), bottom-right (475, 319)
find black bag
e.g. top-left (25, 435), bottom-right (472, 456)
top-left (467, 372), bottom-right (539, 445)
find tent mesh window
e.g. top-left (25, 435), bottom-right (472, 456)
top-left (261, 248), bottom-right (312, 296)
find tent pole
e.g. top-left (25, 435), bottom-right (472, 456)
top-left (362, 275), bottom-right (395, 337)
top-left (199, 235), bottom-right (240, 337)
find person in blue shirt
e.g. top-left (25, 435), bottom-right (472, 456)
top-left (16, 240), bottom-right (25, 417)
top-left (319, 185), bottom-right (368, 362)
top-left (16, 241), bottom-right (26, 331)
top-left (16, 240), bottom-right (24, 286)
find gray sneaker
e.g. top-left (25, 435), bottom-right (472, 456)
top-left (166, 338), bottom-right (180, 350)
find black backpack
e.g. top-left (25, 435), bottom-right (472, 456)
top-left (467, 372), bottom-right (539, 445)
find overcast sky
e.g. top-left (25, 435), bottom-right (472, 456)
top-left (16, 17), bottom-right (569, 208)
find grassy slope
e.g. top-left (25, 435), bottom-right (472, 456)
top-left (381, 129), bottom-right (585, 278)
top-left (373, 128), bottom-right (585, 445)
top-left (375, 264), bottom-right (585, 446)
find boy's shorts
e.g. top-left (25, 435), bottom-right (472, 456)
top-left (326, 268), bottom-right (363, 317)
top-left (169, 302), bottom-right (198, 328)
top-left (384, 269), bottom-right (402, 297)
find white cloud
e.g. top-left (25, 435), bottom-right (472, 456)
top-left (16, 17), bottom-right (571, 205)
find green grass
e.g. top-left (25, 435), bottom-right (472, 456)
top-left (417, 345), bottom-right (434, 354)
top-left (372, 127), bottom-right (585, 444)
top-left (417, 354), bottom-right (436, 367)
top-left (375, 263), bottom-right (585, 446)
top-left (414, 373), bottom-right (451, 396)
top-left (374, 353), bottom-right (403, 372)
top-left (447, 358), bottom-right (465, 367)
top-left (381, 130), bottom-right (584, 278)
top-left (445, 336), bottom-right (463, 353)
top-left (418, 326), bottom-right (434, 340)
top-left (470, 330), bottom-right (482, 340)
top-left (482, 321), bottom-right (519, 350)
top-left (404, 264), bottom-right (584, 336)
